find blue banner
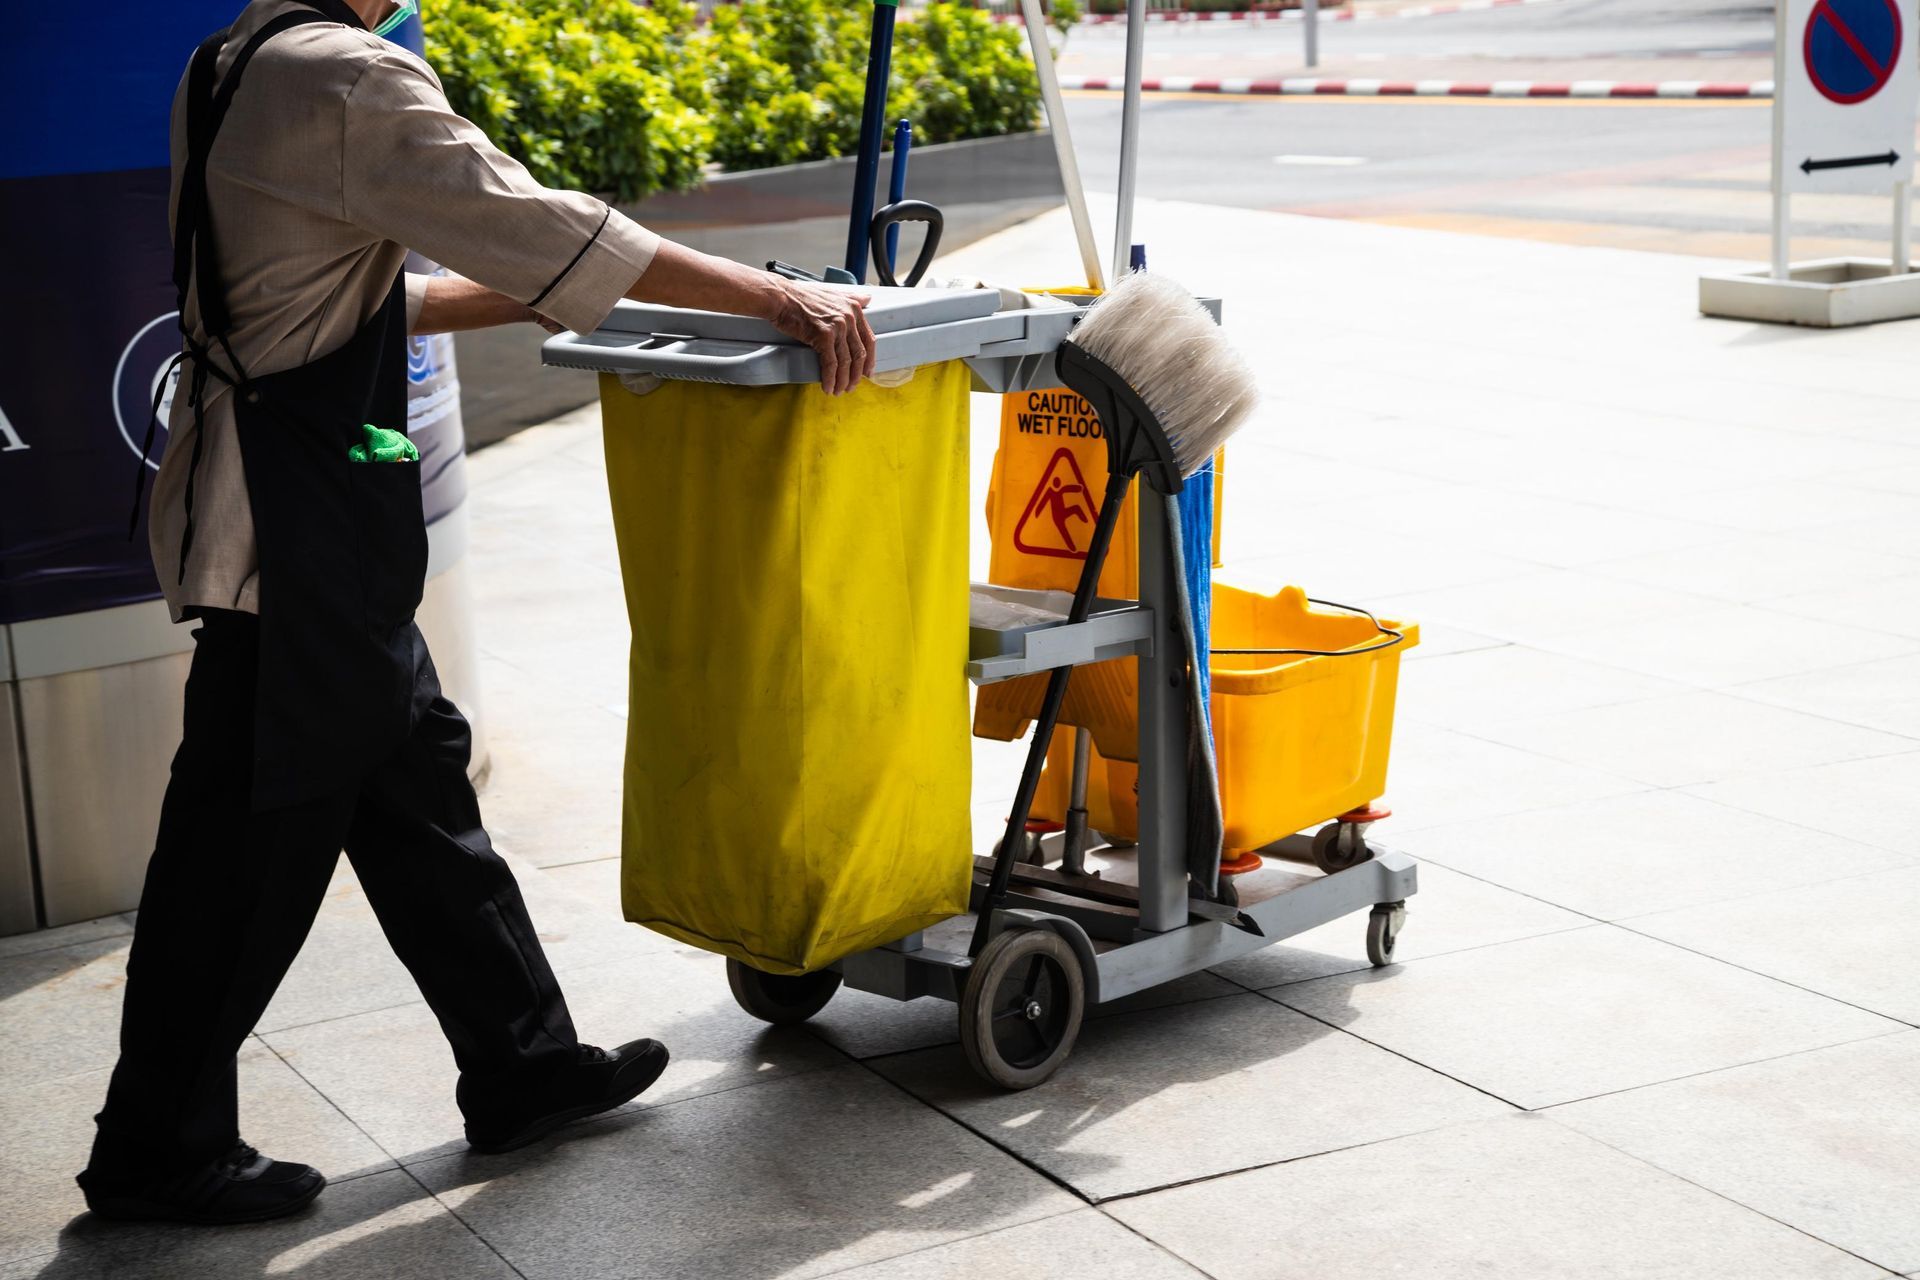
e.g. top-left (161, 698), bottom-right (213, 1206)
top-left (0, 3), bottom-right (465, 626)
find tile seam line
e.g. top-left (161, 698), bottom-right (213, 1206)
top-left (0, 1248), bottom-right (57, 1273)
top-left (253, 1032), bottom-right (413, 1174)
top-left (1249, 988), bottom-right (1530, 1110)
top-left (1288, 353), bottom-right (1920, 429)
top-left (1540, 1109), bottom-right (1909, 1276)
top-left (1725, 597), bottom-right (1920, 648)
top-left (1441, 697), bottom-right (1920, 789)
top-left (395, 1161), bottom-right (532, 1280)
top-left (1726, 689), bottom-right (1920, 745)
top-left (0, 926), bottom-right (134, 961)
top-left (1276, 990), bottom-right (1909, 1114)
top-left (1605, 917), bottom-right (1920, 1030)
top-left (393, 1057), bottom-right (854, 1170)
top-left (1093, 1206), bottom-right (1223, 1279)
top-left (1089, 1113), bottom-right (1521, 1207)
top-left (254, 942), bottom-right (648, 1040)
top-left (1674, 774), bottom-right (1920, 865)
top-left (845, 1054), bottom-right (1099, 1208)
top-left (802, 1206), bottom-right (1095, 1280)
top-left (256, 994), bottom-right (460, 1040)
top-left (1400, 683), bottom-right (1687, 737)
top-left (836, 982), bottom-right (1253, 1068)
top-left (1537, 1025), bottom-right (1915, 1113)
top-left (1225, 917), bottom-right (1601, 993)
top-left (1413, 813), bottom-right (1920, 925)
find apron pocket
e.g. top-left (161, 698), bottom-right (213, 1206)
top-left (348, 458), bottom-right (429, 637)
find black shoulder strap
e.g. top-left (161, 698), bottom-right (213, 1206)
top-left (173, 9), bottom-right (335, 339)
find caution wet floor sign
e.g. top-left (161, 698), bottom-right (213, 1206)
top-left (989, 389), bottom-right (1135, 595)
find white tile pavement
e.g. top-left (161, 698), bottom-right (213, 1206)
top-left (1553, 1032), bottom-right (1920, 1275)
top-left (1469, 689), bottom-right (1915, 789)
top-left (1408, 788), bottom-right (1913, 920)
top-left (8, 200), bottom-right (1920, 1276)
top-left (1106, 1114), bottom-right (1892, 1280)
top-left (1621, 865), bottom-right (1920, 1023)
top-left (1684, 750), bottom-right (1920, 858)
top-left (1268, 926), bottom-right (1902, 1108)
top-left (872, 993), bottom-right (1513, 1201)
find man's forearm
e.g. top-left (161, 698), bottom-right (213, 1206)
top-left (623, 241), bottom-right (787, 321)
top-left (412, 274), bottom-right (544, 335)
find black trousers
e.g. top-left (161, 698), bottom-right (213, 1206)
top-left (85, 610), bottom-right (579, 1180)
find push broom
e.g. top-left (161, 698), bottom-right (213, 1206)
top-left (972, 272), bottom-right (1260, 954)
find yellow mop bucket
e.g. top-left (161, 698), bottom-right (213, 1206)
top-left (599, 365), bottom-right (974, 974)
top-left (976, 581), bottom-right (1418, 854)
top-left (1209, 583), bottom-right (1418, 855)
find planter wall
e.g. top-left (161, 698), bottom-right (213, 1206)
top-left (454, 129), bottom-right (1067, 447)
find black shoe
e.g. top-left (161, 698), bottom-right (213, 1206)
top-left (79, 1143), bottom-right (325, 1225)
top-left (465, 1039), bottom-right (669, 1155)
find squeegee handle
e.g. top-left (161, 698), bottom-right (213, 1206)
top-left (885, 119), bottom-right (912, 273)
top-left (1020, 0), bottom-right (1105, 291)
top-left (970, 470), bottom-right (1133, 957)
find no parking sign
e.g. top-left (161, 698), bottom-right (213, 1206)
top-left (1780, 0), bottom-right (1919, 192)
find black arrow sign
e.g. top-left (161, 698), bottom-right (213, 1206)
top-left (1801, 150), bottom-right (1901, 173)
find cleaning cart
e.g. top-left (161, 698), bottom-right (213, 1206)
top-left (543, 287), bottom-right (1420, 1090)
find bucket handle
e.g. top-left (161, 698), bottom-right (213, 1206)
top-left (1211, 598), bottom-right (1405, 659)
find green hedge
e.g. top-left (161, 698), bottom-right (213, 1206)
top-left (426, 0), bottom-right (1041, 201)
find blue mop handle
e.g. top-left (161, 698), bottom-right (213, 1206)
top-left (884, 119), bottom-right (913, 276)
top-left (844, 0), bottom-right (899, 283)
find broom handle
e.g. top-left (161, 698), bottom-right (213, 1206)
top-left (1112, 0), bottom-right (1146, 282)
top-left (1020, 0), bottom-right (1105, 291)
top-left (971, 471), bottom-right (1134, 957)
top-left (844, 0), bottom-right (899, 282)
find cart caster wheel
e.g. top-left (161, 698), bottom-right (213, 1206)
top-left (1312, 823), bottom-right (1373, 875)
top-left (960, 928), bottom-right (1085, 1090)
top-left (991, 832), bottom-right (1047, 866)
top-left (1366, 902), bottom-right (1406, 967)
top-left (1189, 875), bottom-right (1239, 908)
top-left (726, 958), bottom-right (842, 1025)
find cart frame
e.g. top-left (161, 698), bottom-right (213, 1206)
top-left (817, 456), bottom-right (1419, 1084)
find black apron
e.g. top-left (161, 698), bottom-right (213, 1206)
top-left (160, 3), bottom-right (430, 811)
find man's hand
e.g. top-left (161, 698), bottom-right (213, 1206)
top-left (770, 281), bottom-right (877, 397)
top-left (623, 241), bottom-right (880, 396)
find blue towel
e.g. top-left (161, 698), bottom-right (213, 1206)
top-left (1163, 481), bottom-right (1224, 893)
top-left (1176, 457), bottom-right (1215, 728)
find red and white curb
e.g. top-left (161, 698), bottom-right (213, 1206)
top-left (997, 0), bottom-right (1561, 25)
top-left (1058, 75), bottom-right (1775, 97)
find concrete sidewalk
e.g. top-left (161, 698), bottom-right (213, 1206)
top-left (4, 200), bottom-right (1920, 1278)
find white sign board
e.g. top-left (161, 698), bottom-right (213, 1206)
top-left (1778, 0), bottom-right (1919, 193)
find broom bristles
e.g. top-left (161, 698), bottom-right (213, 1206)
top-left (1065, 271), bottom-right (1260, 477)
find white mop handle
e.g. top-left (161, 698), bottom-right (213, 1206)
top-left (1021, 0), bottom-right (1105, 292)
top-left (1112, 0), bottom-right (1146, 282)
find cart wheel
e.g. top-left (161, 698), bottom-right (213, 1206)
top-left (1312, 823), bottom-right (1373, 875)
top-left (991, 832), bottom-right (1047, 866)
top-left (960, 929), bottom-right (1085, 1090)
top-left (1366, 902), bottom-right (1406, 967)
top-left (726, 958), bottom-right (842, 1025)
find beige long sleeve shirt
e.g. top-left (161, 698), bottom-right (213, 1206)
top-left (152, 0), bottom-right (659, 619)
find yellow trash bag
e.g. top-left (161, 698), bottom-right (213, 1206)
top-left (599, 364), bottom-right (974, 975)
